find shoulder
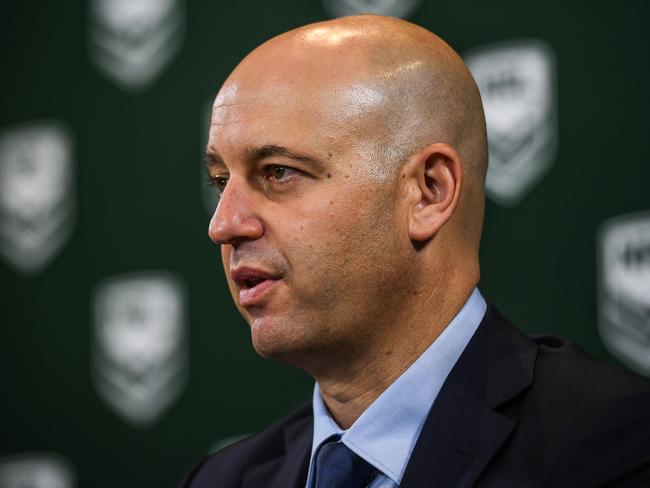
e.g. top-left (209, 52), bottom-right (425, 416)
top-left (515, 332), bottom-right (650, 484)
top-left (527, 333), bottom-right (650, 440)
top-left (474, 306), bottom-right (650, 483)
top-left (480, 305), bottom-right (650, 414)
top-left (179, 401), bottom-right (313, 488)
top-left (529, 333), bottom-right (650, 408)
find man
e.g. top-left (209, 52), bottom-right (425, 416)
top-left (183, 15), bottom-right (650, 487)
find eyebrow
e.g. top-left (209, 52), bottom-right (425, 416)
top-left (204, 150), bottom-right (224, 167)
top-left (205, 144), bottom-right (325, 171)
top-left (250, 144), bottom-right (323, 166)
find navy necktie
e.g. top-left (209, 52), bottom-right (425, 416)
top-left (314, 437), bottom-right (376, 488)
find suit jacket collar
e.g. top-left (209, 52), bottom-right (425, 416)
top-left (400, 304), bottom-right (537, 488)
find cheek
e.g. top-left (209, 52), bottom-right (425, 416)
top-left (292, 192), bottom-right (398, 293)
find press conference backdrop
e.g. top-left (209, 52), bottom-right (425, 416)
top-left (1, 0), bottom-right (648, 486)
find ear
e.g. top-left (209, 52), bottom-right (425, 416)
top-left (406, 143), bottom-right (463, 242)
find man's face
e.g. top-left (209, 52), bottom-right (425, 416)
top-left (206, 48), bottom-right (413, 367)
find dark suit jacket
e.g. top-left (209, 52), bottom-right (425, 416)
top-left (181, 305), bottom-right (650, 487)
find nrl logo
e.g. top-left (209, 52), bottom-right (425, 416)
top-left (0, 123), bottom-right (75, 275)
top-left (92, 272), bottom-right (188, 427)
top-left (465, 40), bottom-right (557, 206)
top-left (322, 0), bottom-right (421, 19)
top-left (89, 0), bottom-right (185, 91)
top-left (0, 453), bottom-right (75, 488)
top-left (598, 211), bottom-right (650, 376)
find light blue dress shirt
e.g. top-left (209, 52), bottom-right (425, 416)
top-left (305, 288), bottom-right (487, 488)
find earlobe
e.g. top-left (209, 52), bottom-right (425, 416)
top-left (407, 143), bottom-right (462, 242)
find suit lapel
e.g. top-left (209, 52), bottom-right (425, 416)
top-left (400, 376), bottom-right (514, 488)
top-left (400, 305), bottom-right (537, 488)
top-left (243, 413), bottom-right (312, 488)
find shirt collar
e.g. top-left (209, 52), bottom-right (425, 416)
top-left (309, 288), bottom-right (487, 485)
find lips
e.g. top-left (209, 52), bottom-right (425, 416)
top-left (231, 266), bottom-right (282, 306)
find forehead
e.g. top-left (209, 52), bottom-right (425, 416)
top-left (208, 55), bottom-right (389, 162)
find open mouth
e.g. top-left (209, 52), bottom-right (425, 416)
top-left (232, 267), bottom-right (279, 289)
top-left (231, 266), bottom-right (282, 306)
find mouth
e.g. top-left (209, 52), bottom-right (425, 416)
top-left (231, 266), bottom-right (283, 307)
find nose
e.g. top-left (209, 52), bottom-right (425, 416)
top-left (208, 178), bottom-right (264, 245)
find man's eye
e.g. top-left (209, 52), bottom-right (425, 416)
top-left (208, 176), bottom-right (229, 193)
top-left (266, 165), bottom-right (292, 180)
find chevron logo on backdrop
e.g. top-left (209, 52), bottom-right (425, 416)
top-left (465, 40), bottom-right (557, 207)
top-left (92, 272), bottom-right (188, 427)
top-left (598, 211), bottom-right (650, 376)
top-left (89, 0), bottom-right (184, 91)
top-left (0, 453), bottom-right (75, 488)
top-left (0, 122), bottom-right (75, 275)
top-left (323, 0), bottom-right (421, 19)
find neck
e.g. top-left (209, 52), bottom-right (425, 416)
top-left (314, 269), bottom-right (476, 429)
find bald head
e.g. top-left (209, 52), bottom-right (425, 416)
top-left (223, 16), bottom-right (485, 181)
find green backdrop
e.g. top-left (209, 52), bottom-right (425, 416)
top-left (2, 1), bottom-right (649, 486)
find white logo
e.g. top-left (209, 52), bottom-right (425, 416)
top-left (92, 272), bottom-right (188, 427)
top-left (598, 211), bottom-right (650, 376)
top-left (322, 0), bottom-right (421, 19)
top-left (0, 123), bottom-right (75, 275)
top-left (0, 453), bottom-right (75, 488)
top-left (465, 40), bottom-right (557, 206)
top-left (89, 0), bottom-right (185, 91)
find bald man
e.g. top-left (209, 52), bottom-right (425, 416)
top-left (182, 15), bottom-right (650, 488)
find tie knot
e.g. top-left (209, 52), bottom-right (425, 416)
top-left (314, 437), bottom-right (375, 488)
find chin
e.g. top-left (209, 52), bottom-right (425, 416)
top-left (249, 315), bottom-right (313, 365)
top-left (250, 315), bottom-right (292, 355)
